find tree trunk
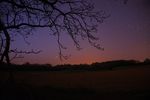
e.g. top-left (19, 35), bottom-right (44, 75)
top-left (0, 20), bottom-right (14, 86)
top-left (0, 20), bottom-right (10, 64)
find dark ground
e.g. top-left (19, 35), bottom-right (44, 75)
top-left (0, 83), bottom-right (150, 100)
top-left (0, 64), bottom-right (150, 100)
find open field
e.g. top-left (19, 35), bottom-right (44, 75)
top-left (0, 65), bottom-right (150, 100)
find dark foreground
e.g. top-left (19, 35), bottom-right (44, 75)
top-left (0, 64), bottom-right (150, 100)
top-left (0, 84), bottom-right (150, 100)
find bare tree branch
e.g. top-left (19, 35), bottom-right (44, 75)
top-left (0, 0), bottom-right (108, 64)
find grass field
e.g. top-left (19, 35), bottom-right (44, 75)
top-left (0, 65), bottom-right (150, 100)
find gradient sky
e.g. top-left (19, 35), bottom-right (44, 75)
top-left (12, 0), bottom-right (150, 65)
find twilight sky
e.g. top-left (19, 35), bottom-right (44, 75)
top-left (12, 0), bottom-right (150, 65)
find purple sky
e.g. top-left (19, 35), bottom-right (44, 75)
top-left (12, 0), bottom-right (150, 65)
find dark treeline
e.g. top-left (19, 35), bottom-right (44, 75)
top-left (0, 59), bottom-right (150, 72)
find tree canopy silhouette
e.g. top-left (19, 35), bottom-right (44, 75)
top-left (0, 0), bottom-right (108, 64)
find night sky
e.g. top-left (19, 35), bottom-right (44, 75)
top-left (12, 0), bottom-right (150, 65)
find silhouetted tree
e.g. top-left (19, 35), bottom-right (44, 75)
top-left (0, 0), bottom-right (109, 64)
top-left (144, 58), bottom-right (150, 64)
